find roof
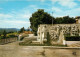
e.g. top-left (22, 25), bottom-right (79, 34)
top-left (75, 16), bottom-right (80, 19)
top-left (23, 31), bottom-right (33, 34)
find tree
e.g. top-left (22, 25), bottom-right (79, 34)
top-left (26, 27), bottom-right (30, 31)
top-left (54, 17), bottom-right (63, 24)
top-left (29, 9), bottom-right (76, 35)
top-left (54, 16), bottom-right (76, 24)
top-left (62, 16), bottom-right (76, 24)
top-left (30, 9), bottom-right (55, 35)
top-left (3, 30), bottom-right (7, 39)
top-left (19, 27), bottom-right (25, 33)
top-left (46, 32), bottom-right (51, 45)
top-left (0, 34), bottom-right (1, 36)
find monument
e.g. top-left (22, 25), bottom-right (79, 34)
top-left (37, 17), bottom-right (80, 45)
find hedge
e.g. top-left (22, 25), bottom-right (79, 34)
top-left (65, 36), bottom-right (80, 41)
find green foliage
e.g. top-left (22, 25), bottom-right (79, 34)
top-left (54, 16), bottom-right (76, 24)
top-left (30, 9), bottom-right (54, 35)
top-left (19, 27), bottom-right (25, 33)
top-left (0, 36), bottom-right (3, 39)
top-left (8, 31), bottom-right (14, 33)
top-left (46, 32), bottom-right (51, 45)
top-left (65, 36), bottom-right (80, 41)
top-left (0, 34), bottom-right (1, 36)
top-left (20, 37), bottom-right (24, 41)
top-left (3, 30), bottom-right (7, 39)
top-left (8, 35), bottom-right (17, 38)
top-left (30, 9), bottom-right (76, 35)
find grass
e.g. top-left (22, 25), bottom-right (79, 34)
top-left (19, 41), bottom-right (67, 47)
top-left (7, 32), bottom-right (19, 36)
top-left (0, 32), bottom-right (19, 39)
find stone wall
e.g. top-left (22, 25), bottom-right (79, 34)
top-left (37, 24), bottom-right (80, 45)
top-left (0, 38), bottom-right (17, 45)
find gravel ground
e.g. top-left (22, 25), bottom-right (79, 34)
top-left (0, 45), bottom-right (80, 57)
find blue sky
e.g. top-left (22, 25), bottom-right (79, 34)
top-left (0, 0), bottom-right (80, 29)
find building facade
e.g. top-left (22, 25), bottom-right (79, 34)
top-left (75, 16), bottom-right (80, 24)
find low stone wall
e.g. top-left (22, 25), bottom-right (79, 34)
top-left (66, 41), bottom-right (80, 45)
top-left (28, 34), bottom-right (34, 37)
top-left (0, 38), bottom-right (18, 45)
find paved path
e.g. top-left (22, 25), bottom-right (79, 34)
top-left (0, 46), bottom-right (80, 57)
top-left (0, 41), bottom-right (80, 57)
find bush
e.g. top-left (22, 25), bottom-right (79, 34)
top-left (46, 32), bottom-right (51, 45)
top-left (0, 36), bottom-right (3, 39)
top-left (0, 34), bottom-right (1, 36)
top-left (8, 35), bottom-right (17, 38)
top-left (65, 36), bottom-right (80, 41)
top-left (20, 37), bottom-right (24, 41)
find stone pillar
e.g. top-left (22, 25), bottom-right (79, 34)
top-left (58, 30), bottom-right (66, 45)
top-left (18, 35), bottom-right (22, 41)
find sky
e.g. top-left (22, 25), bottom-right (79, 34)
top-left (0, 0), bottom-right (80, 29)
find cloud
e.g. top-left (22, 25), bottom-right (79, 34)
top-left (0, 6), bottom-right (32, 28)
top-left (6, 20), bottom-right (29, 24)
top-left (52, 7), bottom-right (62, 12)
top-left (0, 20), bottom-right (30, 28)
top-left (65, 8), bottom-right (80, 17)
top-left (51, 6), bottom-right (80, 17)
top-left (0, 7), bottom-right (32, 21)
top-left (0, 14), bottom-right (12, 17)
top-left (0, 13), bottom-right (30, 21)
top-left (0, 4), bottom-right (39, 28)
top-left (0, 14), bottom-right (13, 20)
top-left (20, 14), bottom-right (31, 19)
top-left (40, 0), bottom-right (45, 2)
top-left (0, 20), bottom-right (30, 24)
top-left (51, 0), bottom-right (77, 8)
